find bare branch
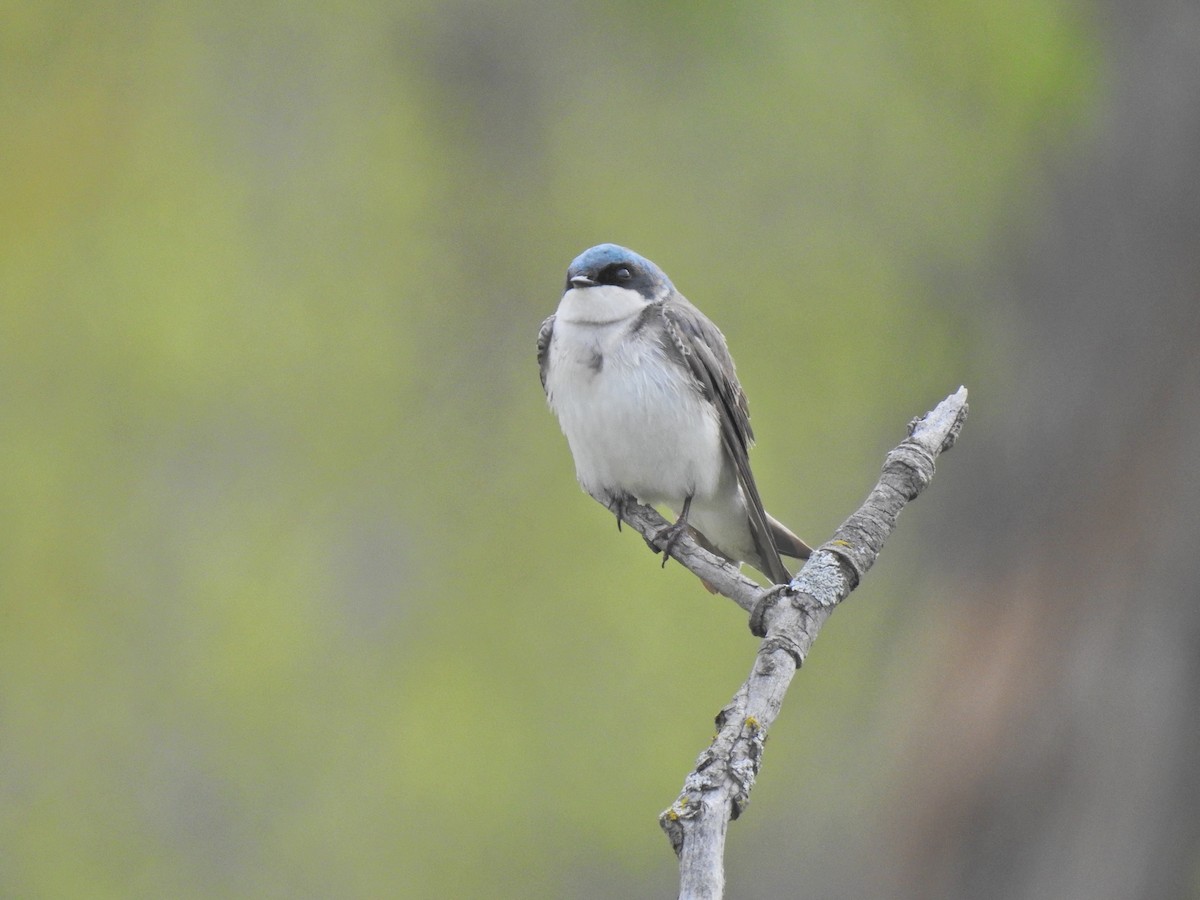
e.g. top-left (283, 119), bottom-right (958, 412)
top-left (617, 387), bottom-right (968, 899)
top-left (615, 502), bottom-right (765, 613)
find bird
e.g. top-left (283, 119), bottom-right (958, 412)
top-left (537, 243), bottom-right (811, 585)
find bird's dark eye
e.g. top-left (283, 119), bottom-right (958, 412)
top-left (597, 262), bottom-right (635, 285)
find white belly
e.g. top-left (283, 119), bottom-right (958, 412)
top-left (545, 317), bottom-right (724, 508)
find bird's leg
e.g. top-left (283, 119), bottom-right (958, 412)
top-left (654, 494), bottom-right (694, 569)
top-left (604, 491), bottom-right (637, 532)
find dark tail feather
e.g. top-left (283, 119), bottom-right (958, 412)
top-left (768, 513), bottom-right (813, 560)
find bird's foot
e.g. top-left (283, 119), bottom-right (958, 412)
top-left (605, 491), bottom-right (637, 532)
top-left (653, 495), bottom-right (695, 569)
top-left (652, 518), bottom-right (692, 568)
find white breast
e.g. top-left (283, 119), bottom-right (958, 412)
top-left (545, 289), bottom-right (725, 508)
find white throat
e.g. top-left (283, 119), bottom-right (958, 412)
top-left (556, 285), bottom-right (649, 325)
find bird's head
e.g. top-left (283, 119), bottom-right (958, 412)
top-left (564, 244), bottom-right (673, 304)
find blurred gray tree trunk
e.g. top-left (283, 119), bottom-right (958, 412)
top-left (888, 3), bottom-right (1200, 898)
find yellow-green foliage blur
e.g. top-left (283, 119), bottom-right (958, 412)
top-left (2, 2), bottom-right (1095, 897)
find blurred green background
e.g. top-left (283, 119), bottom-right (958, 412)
top-left (6, 2), bottom-right (1200, 898)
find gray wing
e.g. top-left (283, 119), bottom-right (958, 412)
top-left (536, 315), bottom-right (555, 393)
top-left (656, 297), bottom-right (793, 584)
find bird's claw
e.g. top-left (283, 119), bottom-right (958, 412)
top-left (653, 519), bottom-right (690, 568)
top-left (652, 495), bottom-right (694, 569)
top-left (606, 492), bottom-right (636, 532)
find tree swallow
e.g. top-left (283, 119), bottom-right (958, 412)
top-left (537, 243), bottom-right (811, 585)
